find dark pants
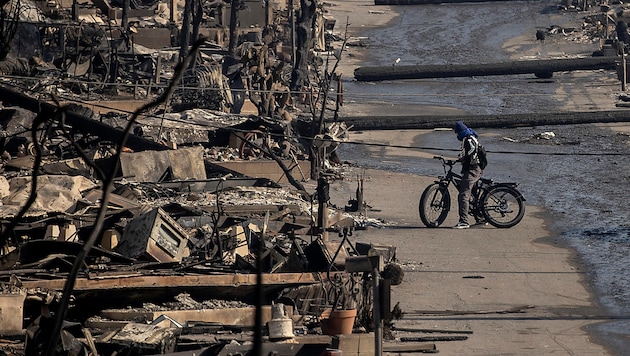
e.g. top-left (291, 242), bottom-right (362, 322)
top-left (458, 165), bottom-right (483, 224)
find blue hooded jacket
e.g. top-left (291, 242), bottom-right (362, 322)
top-left (454, 121), bottom-right (478, 141)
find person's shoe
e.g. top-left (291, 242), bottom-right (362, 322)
top-left (453, 222), bottom-right (470, 229)
top-left (474, 220), bottom-right (488, 226)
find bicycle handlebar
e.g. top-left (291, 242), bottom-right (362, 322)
top-left (433, 156), bottom-right (457, 166)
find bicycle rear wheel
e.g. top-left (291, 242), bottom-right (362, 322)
top-left (419, 184), bottom-right (451, 227)
top-left (481, 186), bottom-right (525, 228)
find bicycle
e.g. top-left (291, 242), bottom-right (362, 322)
top-left (419, 156), bottom-right (526, 228)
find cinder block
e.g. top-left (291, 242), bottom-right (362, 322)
top-left (331, 333), bottom-right (375, 356)
top-left (0, 291), bottom-right (26, 335)
top-left (101, 229), bottom-right (121, 250)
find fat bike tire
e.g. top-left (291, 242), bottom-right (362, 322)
top-left (481, 186), bottom-right (525, 228)
top-left (419, 184), bottom-right (450, 227)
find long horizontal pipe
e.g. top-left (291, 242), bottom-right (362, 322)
top-left (354, 57), bottom-right (619, 81)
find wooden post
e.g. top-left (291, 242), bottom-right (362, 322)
top-left (265, 0), bottom-right (271, 27)
top-left (623, 42), bottom-right (627, 91)
top-left (289, 0), bottom-right (296, 68)
top-left (373, 269), bottom-right (383, 355)
top-left (317, 176), bottom-right (329, 242)
top-left (170, 0), bottom-right (178, 22)
top-left (123, 0), bottom-right (129, 30)
top-left (155, 55), bottom-right (162, 84)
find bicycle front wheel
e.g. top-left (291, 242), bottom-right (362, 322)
top-left (481, 186), bottom-right (525, 228)
top-left (419, 183), bottom-right (451, 227)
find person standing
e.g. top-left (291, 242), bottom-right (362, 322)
top-left (453, 121), bottom-right (483, 229)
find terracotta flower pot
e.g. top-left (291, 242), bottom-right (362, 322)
top-left (320, 308), bottom-right (357, 335)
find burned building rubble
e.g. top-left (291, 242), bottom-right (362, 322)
top-left (2, 0), bottom-right (340, 120)
top-left (0, 0), bottom-right (405, 353)
top-left (0, 95), bottom-right (402, 354)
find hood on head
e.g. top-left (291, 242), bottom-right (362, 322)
top-left (454, 121), bottom-right (468, 134)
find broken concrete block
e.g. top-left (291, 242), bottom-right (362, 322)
top-left (0, 290), bottom-right (26, 335)
top-left (2, 175), bottom-right (97, 216)
top-left (119, 150), bottom-right (171, 183)
top-left (119, 146), bottom-right (206, 183)
top-left (44, 223), bottom-right (78, 241)
top-left (44, 224), bottom-right (60, 240)
top-left (0, 175), bottom-right (9, 197)
top-left (331, 333), bottom-right (375, 356)
top-left (116, 207), bottom-right (189, 262)
top-left (60, 223), bottom-right (78, 242)
top-left (167, 146), bottom-right (207, 181)
top-left (100, 229), bottom-right (120, 251)
top-left (45, 223), bottom-right (78, 242)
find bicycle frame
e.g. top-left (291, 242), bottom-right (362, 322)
top-left (434, 158), bottom-right (484, 205)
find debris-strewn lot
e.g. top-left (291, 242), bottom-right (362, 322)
top-left (0, 0), bottom-right (405, 353)
top-left (0, 0), bottom-right (624, 353)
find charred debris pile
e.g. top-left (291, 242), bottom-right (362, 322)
top-left (0, 0), bottom-right (405, 354)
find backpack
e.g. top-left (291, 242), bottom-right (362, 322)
top-left (470, 136), bottom-right (487, 170)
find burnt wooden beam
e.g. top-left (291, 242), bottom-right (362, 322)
top-left (354, 57), bottom-right (619, 81)
top-left (20, 271), bottom-right (338, 290)
top-left (401, 336), bottom-right (469, 342)
top-left (19, 271), bottom-right (344, 310)
top-left (382, 343), bottom-right (437, 352)
top-left (200, 204), bottom-right (304, 215)
top-left (392, 326), bottom-right (474, 334)
top-left (0, 85), bottom-right (167, 152)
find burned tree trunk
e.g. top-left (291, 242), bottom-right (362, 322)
top-left (0, 1), bottom-right (20, 60)
top-left (192, 0), bottom-right (203, 48)
top-left (290, 0), bottom-right (316, 92)
top-left (228, 0), bottom-right (243, 57)
top-left (289, 0), bottom-right (319, 179)
top-left (179, 0), bottom-right (193, 61)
